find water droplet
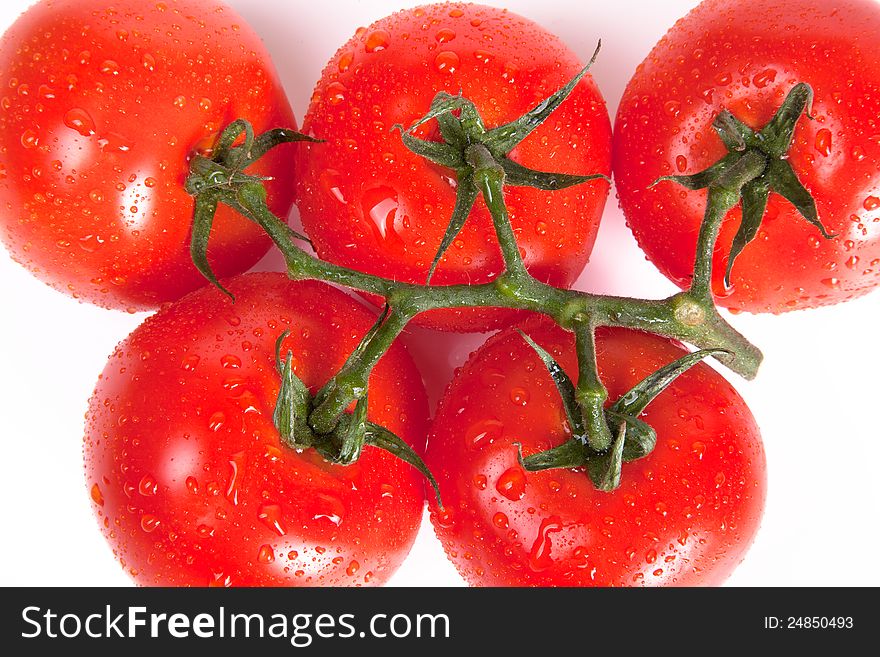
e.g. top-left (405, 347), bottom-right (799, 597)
top-left (473, 474), bottom-right (487, 490)
top-left (691, 441), bottom-right (706, 459)
top-left (676, 155), bottom-right (688, 172)
top-left (20, 129), bottom-right (39, 148)
top-left (362, 185), bottom-right (404, 247)
top-left (435, 28), bottom-right (456, 43)
top-left (845, 255), bottom-right (860, 270)
top-left (196, 524), bottom-right (214, 538)
top-left (535, 221), bottom-right (548, 235)
top-left (144, 177), bottom-right (157, 188)
top-left (258, 503), bottom-right (287, 536)
top-left (528, 516), bottom-right (563, 571)
top-left (434, 51), bottom-right (460, 74)
top-left (257, 544), bottom-right (275, 564)
top-left (465, 418), bottom-right (503, 451)
top-left (346, 560), bottom-right (360, 576)
top-left (863, 196), bottom-right (880, 211)
top-left (185, 476), bottom-right (199, 494)
top-left (492, 512), bottom-right (509, 529)
top-left (319, 169), bottom-right (346, 204)
top-left (181, 354), bottom-right (200, 371)
top-left (821, 277), bottom-right (840, 288)
top-left (140, 514), bottom-right (161, 533)
top-left (312, 493), bottom-right (345, 526)
top-left (365, 30), bottom-right (390, 53)
top-left (814, 129), bottom-right (832, 157)
top-left (509, 387), bottom-right (530, 406)
top-left (714, 471), bottom-right (726, 487)
top-left (90, 483), bottom-right (104, 506)
top-left (752, 68), bottom-right (777, 88)
top-left (496, 466), bottom-right (526, 501)
top-left (142, 53), bottom-right (156, 71)
top-left (173, 95), bottom-right (186, 109)
top-left (337, 51), bottom-right (354, 73)
top-left (220, 354), bottom-right (241, 368)
top-left (208, 411), bottom-right (225, 432)
top-left (664, 100), bottom-right (682, 118)
top-left (226, 452), bottom-right (245, 505)
top-left (100, 60), bottom-right (119, 75)
top-left (138, 474), bottom-right (158, 496)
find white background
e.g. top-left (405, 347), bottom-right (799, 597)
top-left (0, 0), bottom-right (877, 587)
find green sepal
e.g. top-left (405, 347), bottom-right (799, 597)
top-left (517, 331), bottom-right (588, 445)
top-left (365, 423), bottom-right (442, 506)
top-left (606, 411), bottom-right (656, 462)
top-left (500, 158), bottom-right (609, 191)
top-left (484, 41), bottom-right (601, 156)
top-left (426, 173), bottom-right (479, 282)
top-left (517, 440), bottom-right (588, 472)
top-left (611, 348), bottom-right (728, 419)
top-left (586, 422), bottom-right (627, 492)
top-left (766, 158), bottom-right (836, 239)
top-left (652, 152), bottom-right (740, 191)
top-left (727, 176), bottom-right (771, 286)
top-left (393, 126), bottom-right (464, 169)
top-left (758, 82), bottom-right (814, 158)
top-left (336, 394), bottom-right (370, 466)
top-left (712, 109), bottom-right (754, 152)
top-left (189, 191), bottom-right (234, 300)
top-left (273, 331), bottom-right (313, 449)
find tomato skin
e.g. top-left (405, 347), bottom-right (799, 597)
top-left (614, 0), bottom-right (880, 313)
top-left (296, 3), bottom-right (612, 332)
top-left (83, 274), bottom-right (428, 586)
top-left (0, 0), bottom-right (297, 311)
top-left (426, 322), bottom-right (766, 586)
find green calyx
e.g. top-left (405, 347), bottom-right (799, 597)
top-left (273, 331), bottom-right (441, 504)
top-left (393, 41), bottom-right (609, 283)
top-left (656, 83), bottom-right (835, 292)
top-left (517, 328), bottom-right (728, 492)
top-left (186, 120), bottom-right (319, 300)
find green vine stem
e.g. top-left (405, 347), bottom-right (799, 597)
top-left (184, 57), bottom-right (827, 491)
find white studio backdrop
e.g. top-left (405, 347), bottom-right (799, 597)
top-left (0, 0), bottom-right (877, 587)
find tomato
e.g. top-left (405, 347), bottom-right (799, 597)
top-left (614, 0), bottom-right (880, 313)
top-left (426, 321), bottom-right (766, 586)
top-left (295, 3), bottom-right (612, 331)
top-left (83, 273), bottom-right (428, 586)
top-left (0, 0), bottom-right (297, 311)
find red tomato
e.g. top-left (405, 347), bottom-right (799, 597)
top-left (296, 3), bottom-right (612, 331)
top-left (426, 321), bottom-right (766, 586)
top-left (84, 273), bottom-right (428, 586)
top-left (614, 0), bottom-right (880, 313)
top-left (0, 0), bottom-right (297, 311)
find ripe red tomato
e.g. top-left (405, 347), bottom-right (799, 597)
top-left (614, 0), bottom-right (880, 313)
top-left (84, 273), bottom-right (428, 586)
top-left (426, 321), bottom-right (766, 586)
top-left (0, 0), bottom-right (297, 311)
top-left (295, 3), bottom-right (612, 331)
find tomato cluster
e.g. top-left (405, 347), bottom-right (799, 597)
top-left (1, 0), bottom-right (877, 588)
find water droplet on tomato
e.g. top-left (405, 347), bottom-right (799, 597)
top-left (312, 493), bottom-right (345, 527)
top-left (142, 53), bottom-right (156, 71)
top-left (528, 516), bottom-right (563, 571)
top-left (62, 107), bottom-right (98, 137)
top-left (814, 129), bottom-right (833, 157)
top-left (752, 68), bottom-right (777, 88)
top-left (535, 221), bottom-right (548, 236)
top-left (90, 483), bottom-right (104, 506)
top-left (509, 387), bottom-right (530, 406)
top-left (664, 100), bottom-right (682, 117)
top-left (100, 60), bottom-right (119, 75)
top-left (140, 514), bottom-right (161, 533)
top-left (319, 169), bottom-right (346, 204)
top-left (435, 28), bottom-right (456, 43)
top-left (208, 570), bottom-right (232, 587)
top-left (337, 51), bottom-right (354, 73)
top-left (208, 412), bottom-right (225, 432)
top-left (362, 185), bottom-right (404, 247)
top-left (821, 277), bottom-right (840, 288)
top-left (258, 503), bottom-right (287, 536)
top-left (434, 51), bottom-right (460, 74)
top-left (465, 418), bottom-right (503, 451)
top-left (180, 354), bottom-right (200, 371)
top-left (496, 466), bottom-right (526, 501)
top-left (365, 30), bottom-right (390, 53)
top-left (473, 474), bottom-right (487, 490)
top-left (492, 512), bottom-right (509, 529)
top-left (138, 474), bottom-right (158, 496)
top-left (863, 196), bottom-right (880, 211)
top-left (676, 155), bottom-right (688, 172)
top-left (845, 255), bottom-right (860, 270)
top-left (257, 544), bottom-right (275, 564)
top-left (346, 560), bottom-right (360, 576)
top-left (185, 476), bottom-right (199, 494)
top-left (226, 452), bottom-right (245, 506)
top-left (220, 354), bottom-right (241, 368)
top-left (326, 81), bottom-right (347, 106)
